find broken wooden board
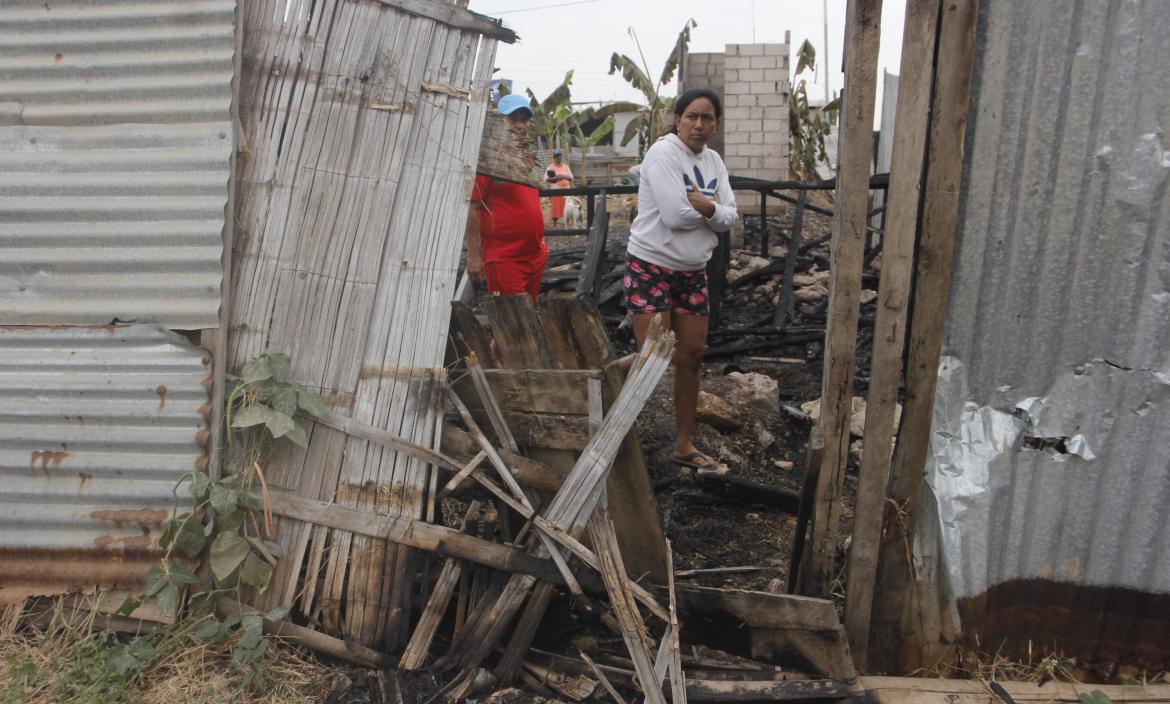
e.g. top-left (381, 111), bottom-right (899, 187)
top-left (669, 585), bottom-right (857, 683)
top-left (478, 111), bottom-right (540, 186)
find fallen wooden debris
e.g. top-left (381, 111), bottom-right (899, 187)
top-left (477, 111), bottom-right (539, 186)
top-left (217, 598), bottom-right (391, 669)
top-left (580, 652), bottom-right (630, 704)
top-left (665, 540), bottom-right (687, 704)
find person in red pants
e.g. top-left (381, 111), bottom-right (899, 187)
top-left (464, 94), bottom-right (546, 303)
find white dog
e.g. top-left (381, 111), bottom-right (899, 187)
top-left (563, 196), bottom-right (585, 228)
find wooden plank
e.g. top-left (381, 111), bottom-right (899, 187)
top-left (589, 508), bottom-right (667, 704)
top-left (441, 330), bottom-right (675, 680)
top-left (575, 192), bottom-right (610, 304)
top-left (684, 678), bottom-right (854, 702)
top-left (807, 0), bottom-right (884, 599)
top-left (773, 190), bottom-right (806, 327)
top-left (449, 301), bottom-right (497, 367)
top-left (869, 0), bottom-right (979, 674)
top-left (844, 0), bottom-right (940, 670)
top-left (858, 678), bottom-right (1170, 704)
top-left (705, 232), bottom-right (732, 329)
top-left (482, 368), bottom-right (602, 415)
top-left (503, 411), bottom-right (591, 450)
top-left (477, 111), bottom-right (540, 186)
top-left (217, 598), bottom-right (391, 669)
top-left (375, 0), bottom-right (518, 43)
top-left (666, 540), bottom-right (687, 704)
top-left (265, 490), bottom-right (596, 593)
top-left (541, 295), bottom-right (668, 582)
top-left (672, 585), bottom-right (840, 633)
top-left (486, 294), bottom-right (559, 369)
top-left (440, 422), bottom-right (567, 491)
top-left (399, 500), bottom-right (482, 670)
top-left (791, 428), bottom-right (824, 593)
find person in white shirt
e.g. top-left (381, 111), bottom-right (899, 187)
top-left (623, 88), bottom-right (738, 470)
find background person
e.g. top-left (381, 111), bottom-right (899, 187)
top-left (623, 88), bottom-right (737, 470)
top-left (546, 148), bottom-right (574, 226)
top-left (465, 94), bottom-right (547, 303)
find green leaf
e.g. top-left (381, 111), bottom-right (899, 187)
top-left (262, 540), bottom-right (284, 559)
top-left (1080, 692), bottom-right (1113, 704)
top-left (116, 596), bottom-right (143, 617)
top-left (209, 531), bottom-right (250, 583)
top-left (189, 471), bottom-right (211, 502)
top-left (217, 510), bottom-right (243, 535)
top-left (209, 483), bottom-right (239, 516)
top-left (238, 624), bottom-right (264, 650)
top-left (621, 113), bottom-right (647, 147)
top-left (265, 605), bottom-right (291, 622)
top-left (267, 354), bottom-right (291, 384)
top-left (194, 621), bottom-right (222, 640)
top-left (175, 515), bottom-right (206, 558)
top-left (144, 565), bottom-right (167, 597)
top-left (269, 386), bottom-right (298, 416)
top-left (222, 612), bottom-right (241, 630)
top-left (231, 403), bottom-right (272, 429)
top-left (106, 650), bottom-right (142, 677)
top-left (128, 637), bottom-right (158, 663)
top-left (242, 356), bottom-right (273, 384)
top-left (157, 519), bottom-right (179, 552)
top-left (155, 582), bottom-right (179, 617)
top-left (167, 560), bottom-right (200, 585)
top-left (239, 552), bottom-right (273, 591)
top-left (795, 39), bottom-right (817, 75)
top-left (295, 388), bottom-right (327, 417)
top-left (285, 425), bottom-right (308, 448)
top-left (609, 53), bottom-right (656, 103)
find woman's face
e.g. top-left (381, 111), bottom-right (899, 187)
top-left (674, 97), bottom-right (719, 153)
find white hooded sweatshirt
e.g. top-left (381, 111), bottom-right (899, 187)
top-left (626, 133), bottom-right (738, 271)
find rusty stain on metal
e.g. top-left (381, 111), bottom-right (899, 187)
top-left (78, 472), bottom-right (91, 489)
top-left (157, 384), bottom-right (168, 410)
top-left (89, 508), bottom-right (168, 532)
top-left (30, 449), bottom-right (69, 475)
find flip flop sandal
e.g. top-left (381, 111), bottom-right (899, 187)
top-left (671, 450), bottom-right (719, 470)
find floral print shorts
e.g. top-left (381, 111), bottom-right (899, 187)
top-left (623, 254), bottom-right (709, 316)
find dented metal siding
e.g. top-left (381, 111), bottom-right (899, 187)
top-left (0, 0), bottom-right (236, 328)
top-left (0, 326), bottom-right (211, 596)
top-left (923, 0), bottom-right (1170, 667)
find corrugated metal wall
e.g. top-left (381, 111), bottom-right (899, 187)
top-left (0, 0), bottom-right (234, 602)
top-left (0, 0), bottom-right (235, 328)
top-left (0, 326), bottom-right (211, 598)
top-left (924, 0), bottom-right (1170, 668)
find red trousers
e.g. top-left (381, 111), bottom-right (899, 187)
top-left (484, 253), bottom-right (546, 303)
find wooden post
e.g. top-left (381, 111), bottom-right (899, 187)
top-left (868, 0), bottom-right (979, 674)
top-left (587, 192), bottom-right (596, 231)
top-left (576, 191), bottom-right (610, 304)
top-left (705, 232), bottom-right (732, 329)
top-left (759, 191), bottom-right (769, 257)
top-left (774, 190), bottom-right (806, 327)
top-left (844, 0), bottom-right (940, 670)
top-left (805, 0), bottom-right (884, 598)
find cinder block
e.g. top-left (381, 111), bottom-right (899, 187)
top-left (722, 94), bottom-right (738, 108)
top-left (748, 106), bottom-right (767, 118)
top-left (724, 81), bottom-right (750, 95)
top-left (764, 68), bottom-right (787, 83)
top-left (750, 55), bottom-right (780, 69)
top-left (725, 56), bottom-right (751, 69)
top-left (764, 43), bottom-right (789, 56)
top-left (725, 44), bottom-right (738, 56)
top-left (738, 68), bottom-right (763, 82)
top-left (738, 44), bottom-right (764, 56)
top-left (756, 93), bottom-right (787, 108)
top-left (724, 106), bottom-right (751, 121)
top-left (751, 81), bottom-right (778, 95)
top-left (761, 118), bottom-right (785, 133)
top-left (724, 131), bottom-right (746, 144)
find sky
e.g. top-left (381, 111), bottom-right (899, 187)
top-left (466, 0), bottom-right (907, 115)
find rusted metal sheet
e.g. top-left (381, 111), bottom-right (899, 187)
top-left (0, 325), bottom-right (211, 601)
top-left (0, 0), bottom-right (236, 328)
top-left (918, 0), bottom-right (1170, 669)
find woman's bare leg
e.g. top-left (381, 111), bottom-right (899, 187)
top-left (670, 312), bottom-right (709, 463)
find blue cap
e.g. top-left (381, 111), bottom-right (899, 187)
top-left (498, 93), bottom-right (532, 117)
top-left (553, 148), bottom-right (563, 156)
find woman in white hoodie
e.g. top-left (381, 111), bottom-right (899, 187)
top-left (624, 88), bottom-right (738, 470)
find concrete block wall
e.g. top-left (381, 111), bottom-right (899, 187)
top-left (679, 52), bottom-right (725, 155)
top-left (721, 39), bottom-right (790, 182)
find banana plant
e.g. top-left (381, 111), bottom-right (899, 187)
top-left (608, 19), bottom-right (697, 156)
top-left (789, 40), bottom-right (840, 181)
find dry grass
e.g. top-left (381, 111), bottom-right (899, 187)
top-left (914, 644), bottom-right (1084, 684)
top-left (1, 601), bottom-right (336, 704)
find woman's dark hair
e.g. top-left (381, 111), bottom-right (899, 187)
top-left (664, 88), bottom-right (722, 135)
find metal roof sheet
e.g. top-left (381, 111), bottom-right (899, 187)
top-left (0, 0), bottom-right (235, 328)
